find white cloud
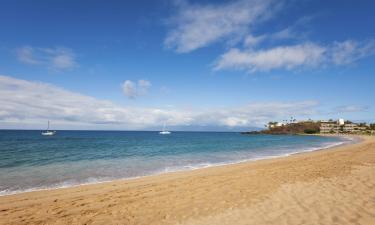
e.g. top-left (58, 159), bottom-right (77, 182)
top-left (15, 46), bottom-right (77, 70)
top-left (215, 43), bottom-right (325, 72)
top-left (334, 105), bottom-right (369, 113)
top-left (0, 75), bottom-right (179, 129)
top-left (243, 34), bottom-right (266, 48)
top-left (272, 27), bottom-right (295, 40)
top-left (165, 1), bottom-right (375, 73)
top-left (15, 46), bottom-right (41, 65)
top-left (121, 79), bottom-right (152, 99)
top-left (214, 40), bottom-right (375, 72)
top-left (165, 0), bottom-right (280, 53)
top-left (270, 16), bottom-right (313, 41)
top-left (122, 80), bottom-right (137, 98)
top-left (330, 40), bottom-right (375, 65)
top-left (51, 52), bottom-right (76, 69)
top-left (138, 79), bottom-right (151, 89)
top-left (0, 75), bottom-right (320, 130)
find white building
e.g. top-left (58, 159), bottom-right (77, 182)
top-left (276, 122), bottom-right (283, 127)
top-left (320, 119), bottom-right (366, 133)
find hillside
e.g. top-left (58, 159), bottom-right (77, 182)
top-left (242, 122), bottom-right (320, 135)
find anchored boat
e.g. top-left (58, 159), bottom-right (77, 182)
top-left (41, 121), bottom-right (56, 136)
top-left (159, 123), bottom-right (171, 135)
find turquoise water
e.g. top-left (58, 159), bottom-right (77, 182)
top-left (0, 130), bottom-right (351, 195)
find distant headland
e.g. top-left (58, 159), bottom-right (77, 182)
top-left (242, 118), bottom-right (375, 135)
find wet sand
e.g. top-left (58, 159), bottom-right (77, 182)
top-left (0, 136), bottom-right (374, 225)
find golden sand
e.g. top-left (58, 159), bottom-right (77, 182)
top-left (0, 136), bottom-right (374, 225)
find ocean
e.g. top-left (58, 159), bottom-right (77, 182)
top-left (0, 130), bottom-right (352, 196)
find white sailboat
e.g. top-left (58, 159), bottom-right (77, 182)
top-left (41, 121), bottom-right (56, 136)
top-left (159, 123), bottom-right (171, 135)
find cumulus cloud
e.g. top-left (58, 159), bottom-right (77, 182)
top-left (164, 0), bottom-right (281, 53)
top-left (121, 79), bottom-right (152, 99)
top-left (0, 75), bottom-right (320, 130)
top-left (214, 40), bottom-right (375, 72)
top-left (15, 46), bottom-right (77, 70)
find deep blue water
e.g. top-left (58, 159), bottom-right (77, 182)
top-left (0, 130), bottom-right (351, 195)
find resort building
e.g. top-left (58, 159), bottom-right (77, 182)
top-left (343, 123), bottom-right (358, 132)
top-left (268, 122), bottom-right (284, 128)
top-left (320, 121), bottom-right (340, 133)
top-left (320, 119), bottom-right (368, 133)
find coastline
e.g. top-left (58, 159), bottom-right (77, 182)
top-left (0, 134), bottom-right (352, 197)
top-left (1, 135), bottom-right (374, 224)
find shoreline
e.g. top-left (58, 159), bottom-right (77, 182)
top-left (1, 135), bottom-right (374, 225)
top-left (0, 134), bottom-right (354, 197)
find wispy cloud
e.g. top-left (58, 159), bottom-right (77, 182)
top-left (214, 43), bottom-right (325, 72)
top-left (271, 16), bottom-right (313, 41)
top-left (165, 1), bottom-right (375, 73)
top-left (122, 79), bottom-right (152, 99)
top-left (271, 27), bottom-right (298, 41)
top-left (214, 40), bottom-right (375, 72)
top-left (15, 46), bottom-right (77, 70)
top-left (15, 46), bottom-right (41, 65)
top-left (243, 34), bottom-right (266, 48)
top-left (164, 0), bottom-right (281, 53)
top-left (334, 105), bottom-right (370, 113)
top-left (0, 75), bottom-right (321, 129)
top-left (241, 16), bottom-right (311, 49)
top-left (330, 39), bottom-right (375, 65)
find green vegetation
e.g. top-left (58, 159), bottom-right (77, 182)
top-left (304, 129), bottom-right (319, 134)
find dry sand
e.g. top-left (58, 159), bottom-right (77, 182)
top-left (0, 136), bottom-right (374, 225)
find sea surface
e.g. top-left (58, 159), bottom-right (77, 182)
top-left (0, 130), bottom-right (353, 196)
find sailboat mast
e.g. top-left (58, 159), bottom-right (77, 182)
top-left (47, 121), bottom-right (50, 130)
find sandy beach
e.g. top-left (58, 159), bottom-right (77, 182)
top-left (0, 135), bottom-right (374, 225)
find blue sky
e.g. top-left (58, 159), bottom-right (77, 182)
top-left (0, 0), bottom-right (374, 130)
